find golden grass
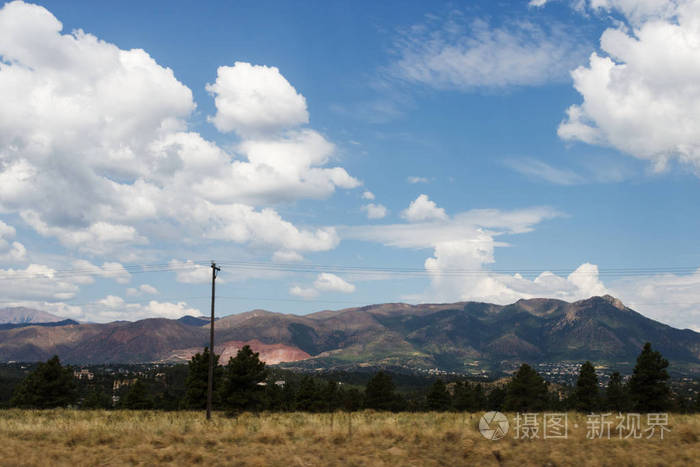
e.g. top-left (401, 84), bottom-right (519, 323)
top-left (0, 410), bottom-right (697, 466)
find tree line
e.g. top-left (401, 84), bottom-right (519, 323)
top-left (6, 342), bottom-right (699, 413)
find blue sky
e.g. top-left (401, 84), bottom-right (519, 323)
top-left (0, 0), bottom-right (699, 330)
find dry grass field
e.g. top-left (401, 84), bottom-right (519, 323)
top-left (0, 410), bottom-right (698, 466)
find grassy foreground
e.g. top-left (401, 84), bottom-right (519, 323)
top-left (0, 410), bottom-right (698, 466)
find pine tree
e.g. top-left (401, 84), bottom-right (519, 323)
top-left (183, 347), bottom-right (223, 409)
top-left (474, 383), bottom-right (487, 410)
top-left (503, 363), bottom-right (549, 412)
top-left (11, 356), bottom-right (77, 408)
top-left (453, 381), bottom-right (478, 411)
top-left (322, 380), bottom-right (342, 412)
top-left (296, 375), bottom-right (322, 412)
top-left (221, 345), bottom-right (268, 413)
top-left (342, 388), bottom-right (363, 412)
top-left (122, 379), bottom-right (153, 410)
top-left (426, 379), bottom-right (451, 411)
top-left (574, 361), bottom-right (599, 412)
top-left (605, 371), bottom-right (628, 412)
top-left (628, 342), bottom-right (671, 412)
top-left (487, 386), bottom-right (506, 411)
top-left (364, 371), bottom-right (400, 411)
top-left (81, 387), bottom-right (112, 409)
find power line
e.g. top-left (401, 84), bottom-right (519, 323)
top-left (0, 259), bottom-right (698, 281)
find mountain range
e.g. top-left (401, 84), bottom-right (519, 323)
top-left (0, 296), bottom-right (698, 375)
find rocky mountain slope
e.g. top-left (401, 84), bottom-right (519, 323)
top-left (0, 307), bottom-right (66, 324)
top-left (0, 296), bottom-right (697, 374)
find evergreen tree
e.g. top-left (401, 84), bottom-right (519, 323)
top-left (322, 380), bottom-right (342, 412)
top-left (474, 383), bottom-right (487, 410)
top-left (426, 379), bottom-right (451, 411)
top-left (453, 381), bottom-right (478, 411)
top-left (281, 379), bottom-right (297, 411)
top-left (263, 381), bottom-right (285, 411)
top-left (364, 371), bottom-right (400, 411)
top-left (183, 347), bottom-right (223, 409)
top-left (296, 375), bottom-right (323, 412)
top-left (503, 363), bottom-right (549, 412)
top-left (486, 386), bottom-right (506, 411)
top-left (605, 372), bottom-right (628, 412)
top-left (122, 379), bottom-right (153, 410)
top-left (154, 389), bottom-right (180, 411)
top-left (574, 361), bottom-right (599, 412)
top-left (342, 388), bottom-right (363, 412)
top-left (628, 342), bottom-right (671, 412)
top-left (221, 345), bottom-right (268, 413)
top-left (11, 356), bottom-right (77, 408)
top-left (81, 387), bottom-right (112, 409)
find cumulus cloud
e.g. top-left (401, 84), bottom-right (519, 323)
top-left (289, 285), bottom-right (319, 299)
top-left (70, 260), bottom-right (131, 285)
top-left (126, 284), bottom-right (159, 296)
top-left (314, 273), bottom-right (356, 293)
top-left (86, 295), bottom-right (200, 322)
top-left (206, 62), bottom-right (308, 136)
top-left (610, 268), bottom-right (700, 331)
top-left (361, 191), bottom-right (375, 200)
top-left (0, 264), bottom-right (79, 300)
top-left (559, 0), bottom-right (700, 174)
top-left (401, 194), bottom-right (448, 222)
top-left (289, 273), bottom-right (356, 298)
top-left (362, 203), bottom-right (388, 219)
top-left (0, 1), bottom-right (358, 263)
top-left (390, 12), bottom-right (589, 89)
top-left (345, 200), bottom-right (576, 306)
top-left (169, 260), bottom-right (214, 284)
top-left (0, 220), bottom-right (26, 262)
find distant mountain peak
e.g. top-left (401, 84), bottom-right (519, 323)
top-left (600, 294), bottom-right (627, 310)
top-left (0, 307), bottom-right (66, 324)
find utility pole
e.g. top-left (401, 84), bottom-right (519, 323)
top-left (206, 261), bottom-right (220, 421)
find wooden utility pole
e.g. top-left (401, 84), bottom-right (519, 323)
top-left (206, 261), bottom-right (220, 420)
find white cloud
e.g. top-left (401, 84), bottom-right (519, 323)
top-left (401, 194), bottom-right (448, 222)
top-left (314, 273), bottom-right (356, 293)
top-left (529, 0), bottom-right (551, 6)
top-left (289, 285), bottom-right (319, 299)
top-left (273, 250), bottom-right (304, 263)
top-left (289, 272), bottom-right (356, 298)
top-left (390, 13), bottom-right (589, 89)
top-left (0, 220), bottom-right (26, 262)
top-left (0, 295), bottom-right (200, 323)
top-left (362, 203), bottom-right (388, 219)
top-left (345, 203), bottom-right (577, 306)
top-left (126, 284), bottom-right (159, 296)
top-left (206, 62), bottom-right (308, 136)
top-left (70, 260), bottom-right (131, 285)
top-left (559, 0), bottom-right (700, 174)
top-left (169, 259), bottom-right (214, 284)
top-left (347, 205), bottom-right (562, 249)
top-left (407, 176), bottom-right (430, 184)
top-left (0, 2), bottom-right (358, 264)
top-left (584, 0), bottom-right (680, 25)
top-left (611, 268), bottom-right (700, 331)
top-left (0, 264), bottom-right (79, 300)
top-left (88, 295), bottom-right (200, 322)
top-left (362, 191), bottom-right (375, 200)
top-left (505, 158), bottom-right (586, 185)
